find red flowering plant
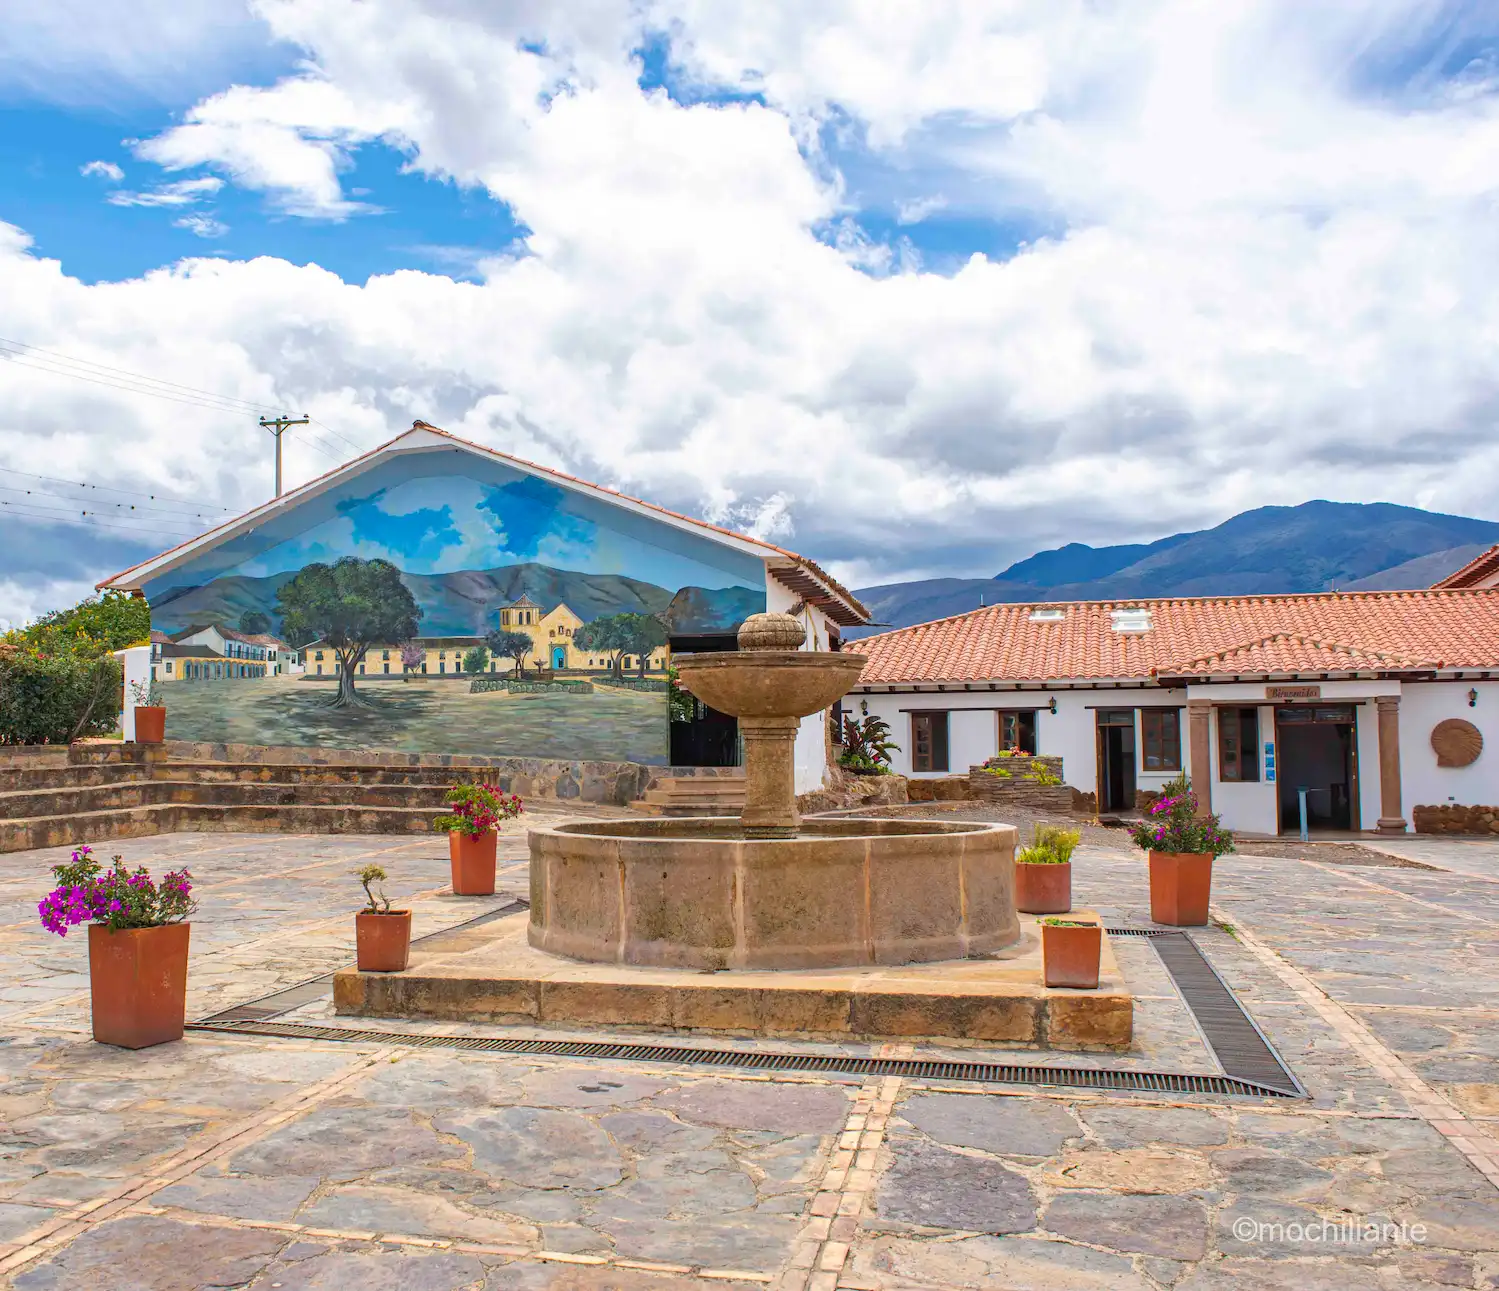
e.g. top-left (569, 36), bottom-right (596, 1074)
top-left (1127, 775), bottom-right (1235, 857)
top-left (433, 783), bottom-right (524, 838)
top-left (38, 845), bottom-right (196, 936)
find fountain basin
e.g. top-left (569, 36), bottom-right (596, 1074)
top-left (672, 650), bottom-right (868, 719)
top-left (528, 816), bottom-right (1021, 971)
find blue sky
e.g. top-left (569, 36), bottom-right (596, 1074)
top-left (0, 29), bottom-right (1034, 287)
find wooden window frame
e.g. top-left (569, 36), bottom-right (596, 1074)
top-left (996, 709), bottom-right (1038, 755)
top-left (911, 711), bottom-right (951, 773)
top-left (1218, 707), bottom-right (1260, 782)
top-left (1140, 708), bottom-right (1182, 773)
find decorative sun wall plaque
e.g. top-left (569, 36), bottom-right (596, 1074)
top-left (1431, 718), bottom-right (1483, 768)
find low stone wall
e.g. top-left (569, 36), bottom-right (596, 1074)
top-left (907, 776), bottom-right (971, 803)
top-left (80, 740), bottom-right (739, 806)
top-left (798, 765), bottom-right (909, 815)
top-left (968, 758), bottom-right (1075, 812)
top-left (1412, 803), bottom-right (1499, 835)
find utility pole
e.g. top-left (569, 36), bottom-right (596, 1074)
top-left (259, 414), bottom-right (309, 497)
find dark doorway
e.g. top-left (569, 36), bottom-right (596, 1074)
top-left (1276, 705), bottom-right (1357, 831)
top-left (668, 635), bottom-right (739, 767)
top-left (1096, 709), bottom-right (1136, 812)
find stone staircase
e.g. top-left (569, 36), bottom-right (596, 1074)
top-left (629, 773), bottom-right (747, 817)
top-left (0, 742), bottom-right (733, 853)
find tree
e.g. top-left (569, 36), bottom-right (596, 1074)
top-left (7, 589), bottom-right (151, 658)
top-left (574, 612), bottom-right (668, 677)
top-left (274, 558), bottom-right (421, 707)
top-left (238, 610), bottom-right (271, 636)
top-left (399, 641), bottom-right (424, 675)
top-left (463, 645), bottom-right (490, 675)
top-left (485, 629), bottom-right (533, 678)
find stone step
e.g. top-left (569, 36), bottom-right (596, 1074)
top-left (629, 775), bottom-right (745, 817)
top-left (0, 779), bottom-right (456, 820)
top-left (0, 802), bottom-right (436, 854)
top-left (0, 763), bottom-right (153, 793)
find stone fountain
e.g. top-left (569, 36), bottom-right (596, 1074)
top-left (526, 612), bottom-right (1022, 970)
top-left (336, 611), bottom-right (1132, 1049)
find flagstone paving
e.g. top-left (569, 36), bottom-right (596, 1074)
top-left (0, 821), bottom-right (1495, 1288)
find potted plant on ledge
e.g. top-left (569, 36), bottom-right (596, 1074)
top-left (1128, 774), bottom-right (1235, 926)
top-left (1041, 917), bottom-right (1101, 988)
top-left (1014, 824), bottom-right (1079, 914)
top-left (130, 678), bottom-right (166, 744)
top-left (354, 864), bottom-right (411, 972)
top-left (434, 782), bottom-right (524, 896)
top-left (38, 845), bottom-right (196, 1048)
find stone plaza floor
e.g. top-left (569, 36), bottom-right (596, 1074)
top-left (0, 815), bottom-right (1496, 1289)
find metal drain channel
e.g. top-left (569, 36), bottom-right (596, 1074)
top-left (187, 910), bottom-right (1304, 1099)
top-left (186, 1017), bottom-right (1292, 1098)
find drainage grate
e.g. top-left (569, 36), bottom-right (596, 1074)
top-left (185, 1017), bottom-right (1295, 1098)
top-left (187, 908), bottom-right (1303, 1099)
top-left (198, 898), bottom-right (528, 1025)
top-left (1106, 925), bottom-right (1305, 1097)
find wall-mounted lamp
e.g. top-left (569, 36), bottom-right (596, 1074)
top-left (1469, 688), bottom-right (1478, 708)
top-left (1048, 696), bottom-right (1058, 715)
top-left (860, 699), bottom-right (869, 716)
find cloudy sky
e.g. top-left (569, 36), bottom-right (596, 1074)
top-left (2, 0), bottom-right (1497, 628)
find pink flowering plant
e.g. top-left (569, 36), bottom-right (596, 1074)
top-left (433, 783), bottom-right (523, 838)
top-left (38, 845), bottom-right (196, 936)
top-left (1128, 775), bottom-right (1234, 857)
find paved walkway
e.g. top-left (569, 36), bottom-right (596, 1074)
top-left (0, 822), bottom-right (1495, 1289)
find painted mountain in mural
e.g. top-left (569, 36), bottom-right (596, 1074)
top-left (147, 562), bottom-right (763, 637)
top-left (664, 585), bottom-right (767, 635)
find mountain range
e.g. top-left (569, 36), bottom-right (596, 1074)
top-left (147, 561), bottom-right (763, 638)
top-left (849, 501), bottom-right (1499, 637)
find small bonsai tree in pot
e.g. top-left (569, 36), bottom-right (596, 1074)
top-left (1014, 823), bottom-right (1079, 914)
top-left (129, 678), bottom-right (166, 744)
top-left (38, 845), bottom-right (196, 1048)
top-left (354, 864), bottom-right (411, 972)
top-left (1128, 773), bottom-right (1234, 926)
top-left (434, 782), bottom-right (524, 896)
top-left (1040, 917), bottom-right (1101, 989)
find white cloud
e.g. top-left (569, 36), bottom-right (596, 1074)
top-left (895, 196), bottom-right (946, 225)
top-left (4, 0), bottom-right (1499, 613)
top-left (106, 177), bottom-right (224, 208)
top-left (174, 214), bottom-right (229, 238)
top-left (80, 160), bottom-right (124, 181)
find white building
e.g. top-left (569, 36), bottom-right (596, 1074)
top-left (852, 591), bottom-right (1499, 836)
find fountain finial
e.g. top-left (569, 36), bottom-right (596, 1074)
top-left (737, 612), bottom-right (806, 651)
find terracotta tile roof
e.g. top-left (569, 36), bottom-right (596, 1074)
top-left (98, 422), bottom-right (870, 628)
top-left (1432, 544), bottom-right (1499, 589)
top-left (854, 590), bottom-right (1499, 685)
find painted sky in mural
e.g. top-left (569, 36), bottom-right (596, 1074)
top-left (143, 446), bottom-right (767, 637)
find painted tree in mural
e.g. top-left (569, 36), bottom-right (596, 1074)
top-left (574, 612), bottom-right (668, 678)
top-left (238, 611), bottom-right (271, 636)
top-left (462, 645), bottom-right (490, 675)
top-left (399, 641), bottom-right (424, 673)
top-left (275, 558), bottom-right (421, 707)
top-left (485, 629), bottom-right (533, 678)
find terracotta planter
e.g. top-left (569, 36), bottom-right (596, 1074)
top-left (1148, 851), bottom-right (1214, 926)
top-left (355, 910), bottom-right (412, 972)
top-left (134, 706), bottom-right (166, 744)
top-left (1041, 921), bottom-right (1101, 989)
top-left (449, 829), bottom-right (497, 895)
top-left (87, 922), bottom-right (190, 1049)
top-left (1014, 861), bottom-right (1071, 914)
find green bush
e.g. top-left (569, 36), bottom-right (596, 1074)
top-left (1016, 823), bottom-right (1081, 866)
top-left (0, 648), bottom-right (122, 744)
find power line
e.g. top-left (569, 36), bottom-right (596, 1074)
top-left (308, 416), bottom-right (368, 455)
top-left (0, 483), bottom-right (224, 524)
top-left (0, 337), bottom-right (282, 416)
top-left (0, 500), bottom-right (198, 540)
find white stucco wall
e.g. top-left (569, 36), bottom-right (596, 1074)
top-left (764, 574), bottom-right (840, 793)
top-left (1401, 680), bottom-right (1499, 810)
top-left (1200, 704), bottom-right (1279, 836)
top-left (114, 645), bottom-right (151, 742)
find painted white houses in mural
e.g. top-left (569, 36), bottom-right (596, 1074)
top-left (103, 421), bottom-right (867, 781)
top-left (852, 590), bottom-right (1499, 836)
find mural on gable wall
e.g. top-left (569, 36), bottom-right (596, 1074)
top-left (142, 446), bottom-right (767, 763)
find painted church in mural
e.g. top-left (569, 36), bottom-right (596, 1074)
top-left (104, 423), bottom-right (867, 768)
